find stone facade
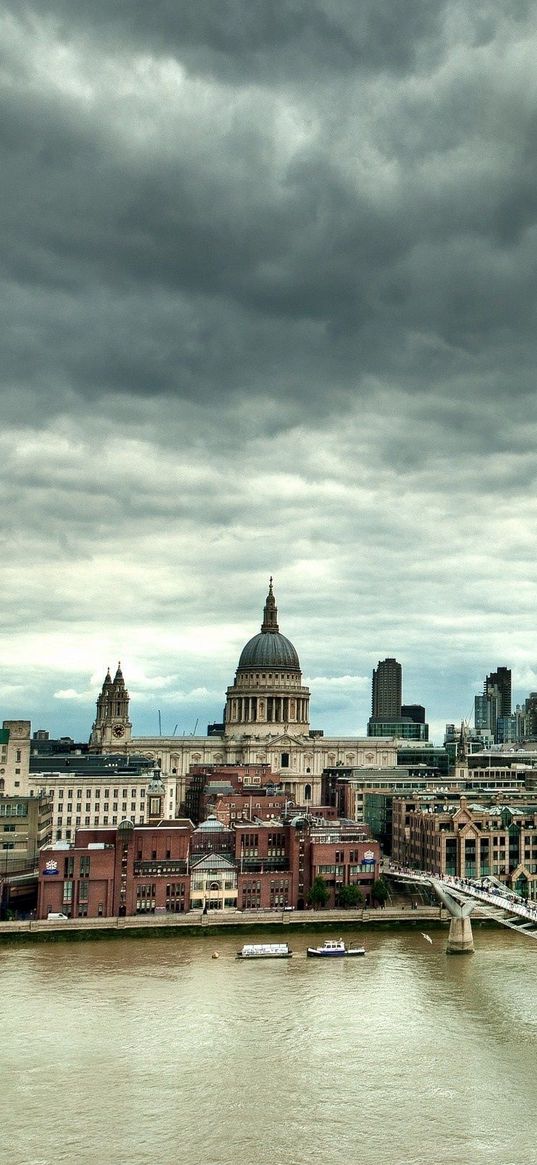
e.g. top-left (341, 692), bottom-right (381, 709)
top-left (392, 791), bottom-right (537, 899)
top-left (0, 720), bottom-right (31, 796)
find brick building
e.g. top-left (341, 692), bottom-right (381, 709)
top-left (37, 818), bottom-right (193, 918)
top-left (392, 792), bottom-right (537, 899)
top-left (37, 810), bottom-right (381, 918)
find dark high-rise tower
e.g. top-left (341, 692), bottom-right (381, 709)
top-left (371, 658), bottom-right (402, 720)
top-left (486, 667), bottom-right (511, 718)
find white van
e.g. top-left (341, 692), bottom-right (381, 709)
top-left (47, 912), bottom-right (69, 920)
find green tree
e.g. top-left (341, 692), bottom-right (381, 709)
top-left (308, 875), bottom-right (329, 909)
top-left (337, 883), bottom-right (364, 909)
top-left (372, 877), bottom-right (389, 906)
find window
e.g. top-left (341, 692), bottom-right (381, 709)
top-left (80, 856), bottom-right (90, 877)
top-left (63, 880), bottom-right (73, 904)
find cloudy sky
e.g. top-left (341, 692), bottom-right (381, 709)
top-left (2, 0), bottom-right (537, 744)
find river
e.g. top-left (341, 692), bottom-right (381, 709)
top-left (2, 926), bottom-right (537, 1165)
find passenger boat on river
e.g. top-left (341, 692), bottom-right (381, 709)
top-left (237, 943), bottom-right (293, 959)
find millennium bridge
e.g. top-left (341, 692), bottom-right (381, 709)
top-left (386, 864), bottom-right (537, 954)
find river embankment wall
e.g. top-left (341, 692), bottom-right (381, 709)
top-left (0, 905), bottom-right (499, 943)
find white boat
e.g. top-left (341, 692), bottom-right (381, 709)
top-left (306, 938), bottom-right (366, 958)
top-left (236, 942), bottom-right (292, 959)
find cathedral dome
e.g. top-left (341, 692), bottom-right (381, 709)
top-left (238, 631), bottom-right (300, 671)
top-left (236, 579), bottom-right (301, 673)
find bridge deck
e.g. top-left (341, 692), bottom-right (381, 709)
top-left (387, 866), bottom-right (537, 940)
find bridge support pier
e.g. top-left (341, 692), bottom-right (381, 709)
top-left (434, 884), bottom-right (475, 955)
top-left (446, 913), bottom-right (474, 955)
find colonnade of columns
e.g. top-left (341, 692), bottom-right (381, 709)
top-left (229, 694), bottom-right (309, 725)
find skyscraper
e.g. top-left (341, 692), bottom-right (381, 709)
top-left (371, 658), bottom-right (402, 720)
top-left (486, 667), bottom-right (511, 718)
top-left (474, 666), bottom-right (512, 742)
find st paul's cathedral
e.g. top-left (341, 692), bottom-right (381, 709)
top-left (89, 581), bottom-right (397, 808)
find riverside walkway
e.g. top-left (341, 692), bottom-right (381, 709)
top-left (0, 903), bottom-right (450, 940)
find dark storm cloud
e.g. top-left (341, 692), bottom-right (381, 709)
top-left (2, 0), bottom-right (537, 736)
top-left (7, 0), bottom-right (451, 82)
top-left (2, 0), bottom-right (536, 428)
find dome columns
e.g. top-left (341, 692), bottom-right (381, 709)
top-left (225, 687), bottom-right (310, 734)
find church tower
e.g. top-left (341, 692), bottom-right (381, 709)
top-left (89, 663), bottom-right (132, 750)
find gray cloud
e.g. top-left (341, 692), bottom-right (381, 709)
top-left (1, 1), bottom-right (537, 740)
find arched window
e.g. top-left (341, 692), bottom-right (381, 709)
top-left (304, 783), bottom-right (312, 801)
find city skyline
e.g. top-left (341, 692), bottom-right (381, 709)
top-left (3, 4), bottom-right (537, 743)
top-left (4, 591), bottom-right (532, 747)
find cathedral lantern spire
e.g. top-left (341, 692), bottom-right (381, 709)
top-left (261, 577), bottom-right (279, 633)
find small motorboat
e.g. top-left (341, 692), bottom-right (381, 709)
top-left (306, 938), bottom-right (366, 958)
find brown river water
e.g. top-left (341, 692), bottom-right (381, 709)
top-left (2, 926), bottom-right (537, 1165)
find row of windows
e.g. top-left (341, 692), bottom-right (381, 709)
top-left (56, 802), bottom-right (137, 814)
top-left (62, 857), bottom-right (91, 876)
top-left (53, 788), bottom-right (146, 799)
top-left (317, 863), bottom-right (375, 875)
top-left (57, 816), bottom-right (145, 827)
